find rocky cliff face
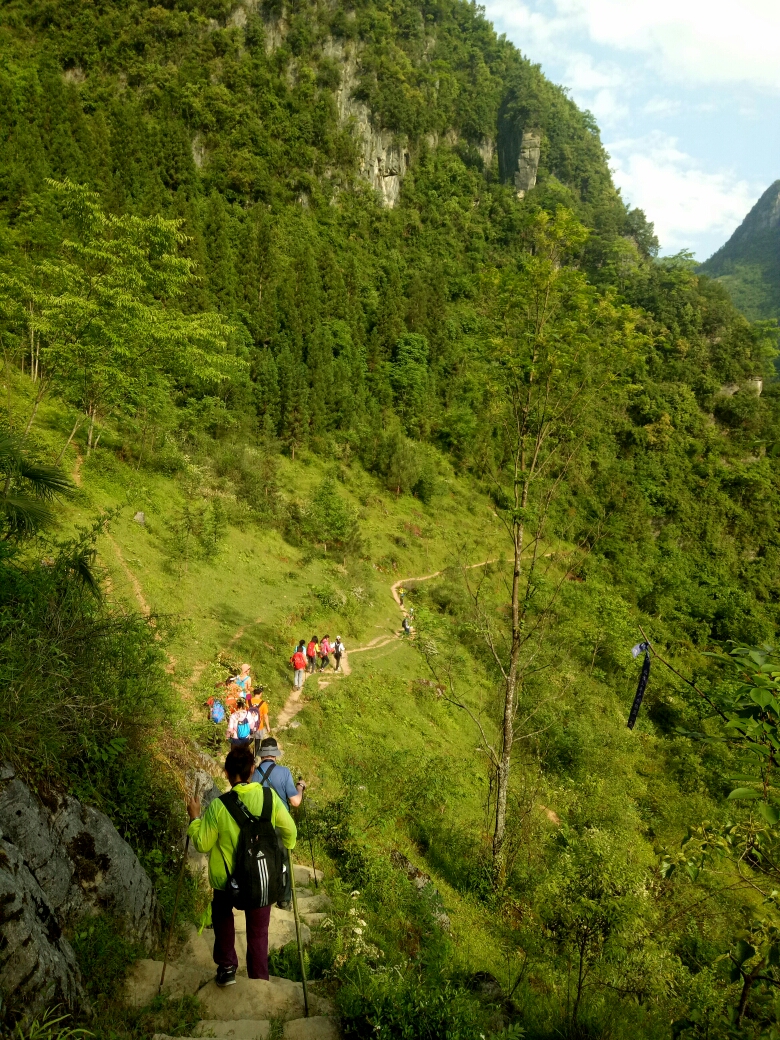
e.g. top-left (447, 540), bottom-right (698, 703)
top-left (332, 42), bottom-right (410, 209)
top-left (0, 765), bottom-right (159, 1022)
top-left (497, 115), bottom-right (542, 198)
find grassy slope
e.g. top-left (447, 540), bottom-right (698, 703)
top-left (12, 376), bottom-right (737, 1015)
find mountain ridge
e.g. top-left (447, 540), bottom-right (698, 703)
top-left (700, 178), bottom-right (780, 321)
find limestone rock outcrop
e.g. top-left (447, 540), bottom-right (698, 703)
top-left (0, 837), bottom-right (88, 1020)
top-left (514, 129), bottom-right (541, 198)
top-left (0, 775), bottom-right (158, 941)
top-left (333, 45), bottom-right (409, 209)
top-left (0, 765), bottom-right (158, 1019)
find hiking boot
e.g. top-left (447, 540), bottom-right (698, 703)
top-left (216, 966), bottom-right (237, 987)
top-left (277, 899), bottom-right (292, 911)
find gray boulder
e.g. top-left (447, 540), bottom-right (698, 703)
top-left (54, 794), bottom-right (158, 942)
top-left (0, 837), bottom-right (87, 1019)
top-left (0, 775), bottom-right (158, 942)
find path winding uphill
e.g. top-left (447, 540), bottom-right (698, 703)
top-left (274, 560), bottom-right (495, 729)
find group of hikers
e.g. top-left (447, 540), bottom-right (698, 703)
top-left (189, 603), bottom-right (420, 989)
top-left (206, 664), bottom-right (271, 751)
top-left (290, 635), bottom-right (345, 689)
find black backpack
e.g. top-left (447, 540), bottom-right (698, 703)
top-left (218, 788), bottom-right (283, 910)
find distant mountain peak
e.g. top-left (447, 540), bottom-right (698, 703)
top-left (700, 179), bottom-right (780, 321)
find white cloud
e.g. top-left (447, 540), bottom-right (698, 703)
top-left (642, 98), bottom-right (681, 117)
top-left (486, 0), bottom-right (780, 93)
top-left (558, 0), bottom-right (780, 91)
top-left (607, 132), bottom-right (760, 253)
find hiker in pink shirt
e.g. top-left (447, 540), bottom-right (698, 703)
top-left (319, 634), bottom-right (332, 671)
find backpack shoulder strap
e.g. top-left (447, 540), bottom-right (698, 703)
top-left (220, 788), bottom-right (255, 828)
top-left (259, 762), bottom-right (277, 786)
top-left (220, 786), bottom-right (273, 826)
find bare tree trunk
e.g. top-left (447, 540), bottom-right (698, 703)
top-left (737, 958), bottom-right (765, 1025)
top-left (493, 515), bottom-right (523, 882)
top-left (2, 344), bottom-right (13, 430)
top-left (23, 378), bottom-right (49, 438)
top-left (29, 304), bottom-right (36, 382)
top-left (572, 935), bottom-right (588, 1025)
top-left (54, 416), bottom-right (84, 465)
top-left (86, 407), bottom-right (95, 456)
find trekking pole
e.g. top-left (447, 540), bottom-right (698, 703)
top-left (290, 861), bottom-right (310, 1017)
top-left (158, 834), bottom-right (190, 995)
top-left (298, 778), bottom-right (318, 891)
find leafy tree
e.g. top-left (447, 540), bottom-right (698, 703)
top-left (475, 208), bottom-right (640, 882)
top-left (0, 432), bottom-right (74, 540)
top-left (665, 644), bottom-right (780, 1032)
top-left (0, 180), bottom-right (237, 451)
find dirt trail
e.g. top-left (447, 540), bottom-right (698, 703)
top-left (105, 533), bottom-right (151, 616)
top-left (275, 559), bottom-right (495, 728)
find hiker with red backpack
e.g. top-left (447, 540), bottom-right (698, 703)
top-left (306, 636), bottom-right (318, 674)
top-left (187, 745), bottom-right (297, 986)
top-left (290, 642), bottom-right (307, 689)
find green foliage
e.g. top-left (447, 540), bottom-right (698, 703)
top-left (337, 967), bottom-right (490, 1040)
top-left (267, 939), bottom-right (334, 981)
top-left (290, 478), bottom-right (362, 555)
top-left (0, 522), bottom-right (185, 857)
top-left (70, 916), bottom-right (143, 1001)
top-left (9, 1009), bottom-right (92, 1040)
top-left (0, 432), bottom-right (75, 539)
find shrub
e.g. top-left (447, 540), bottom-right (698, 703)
top-left (337, 967), bottom-right (491, 1040)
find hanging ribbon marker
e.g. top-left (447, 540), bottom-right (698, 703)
top-left (627, 642), bottom-right (651, 729)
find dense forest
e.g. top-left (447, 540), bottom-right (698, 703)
top-left (3, 0), bottom-right (780, 1038)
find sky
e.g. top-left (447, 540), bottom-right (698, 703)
top-left (480, 0), bottom-right (780, 259)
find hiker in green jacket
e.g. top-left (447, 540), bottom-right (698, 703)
top-left (187, 745), bottom-right (297, 987)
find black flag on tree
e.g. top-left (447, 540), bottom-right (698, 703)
top-left (627, 642), bottom-right (651, 729)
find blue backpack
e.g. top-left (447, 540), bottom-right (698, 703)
top-left (237, 717), bottom-right (252, 740)
top-left (210, 700), bottom-right (225, 724)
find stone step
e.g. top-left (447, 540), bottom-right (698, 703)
top-left (125, 958), bottom-right (212, 1008)
top-left (194, 1020), bottom-right (270, 1038)
top-left (153, 1018), bottom-right (339, 1040)
top-left (197, 975), bottom-right (333, 1021)
top-left (293, 864), bottom-right (323, 886)
top-left (295, 892), bottom-right (332, 913)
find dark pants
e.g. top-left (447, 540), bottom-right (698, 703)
top-left (334, 653), bottom-right (342, 671)
top-left (212, 888), bottom-right (272, 979)
top-left (307, 654), bottom-right (315, 673)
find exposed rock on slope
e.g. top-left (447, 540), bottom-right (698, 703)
top-left (0, 775), bottom-right (158, 940)
top-left (0, 766), bottom-right (158, 1019)
top-left (0, 838), bottom-right (88, 1020)
top-left (332, 43), bottom-right (409, 209)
